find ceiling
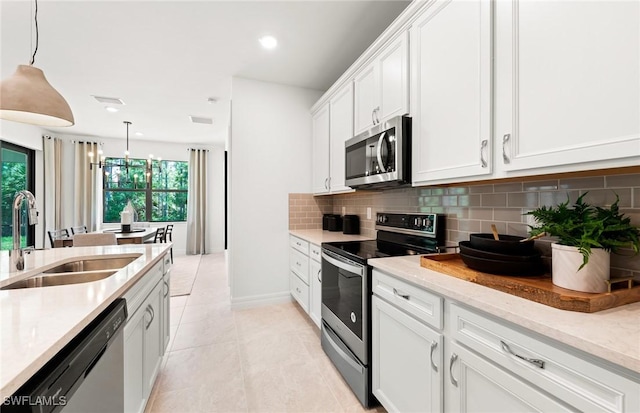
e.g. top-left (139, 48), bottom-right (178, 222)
top-left (0, 0), bottom-right (410, 145)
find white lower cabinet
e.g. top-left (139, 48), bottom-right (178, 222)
top-left (372, 269), bottom-right (640, 413)
top-left (289, 236), bottom-right (322, 328)
top-left (372, 295), bottom-right (443, 412)
top-left (446, 341), bottom-right (572, 412)
top-left (123, 255), bottom-right (169, 413)
top-left (309, 248), bottom-right (322, 328)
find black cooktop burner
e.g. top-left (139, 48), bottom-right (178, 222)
top-left (323, 231), bottom-right (441, 265)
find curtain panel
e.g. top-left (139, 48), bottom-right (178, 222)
top-left (43, 136), bottom-right (63, 240)
top-left (186, 149), bottom-right (208, 255)
top-left (74, 141), bottom-right (99, 231)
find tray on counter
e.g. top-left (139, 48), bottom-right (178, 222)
top-left (420, 253), bottom-right (640, 313)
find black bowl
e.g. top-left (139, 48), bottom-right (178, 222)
top-left (469, 233), bottom-right (535, 255)
top-left (459, 241), bottom-right (541, 262)
top-left (459, 252), bottom-right (544, 276)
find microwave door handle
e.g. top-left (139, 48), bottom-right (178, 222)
top-left (376, 132), bottom-right (387, 173)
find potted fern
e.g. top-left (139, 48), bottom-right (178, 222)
top-left (527, 193), bottom-right (640, 293)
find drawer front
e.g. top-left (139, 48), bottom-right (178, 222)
top-left (372, 269), bottom-right (443, 330)
top-left (450, 303), bottom-right (640, 413)
top-left (290, 270), bottom-right (309, 312)
top-left (290, 236), bottom-right (309, 255)
top-left (290, 248), bottom-right (309, 284)
top-left (310, 244), bottom-right (322, 262)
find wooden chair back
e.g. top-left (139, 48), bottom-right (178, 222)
top-left (70, 225), bottom-right (88, 235)
top-left (153, 227), bottom-right (166, 243)
top-left (48, 229), bottom-right (70, 248)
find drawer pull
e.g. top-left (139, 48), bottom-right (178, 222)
top-left (449, 353), bottom-right (458, 387)
top-left (500, 341), bottom-right (545, 369)
top-left (393, 288), bottom-right (410, 300)
top-left (317, 269), bottom-right (322, 283)
top-left (430, 341), bottom-right (438, 372)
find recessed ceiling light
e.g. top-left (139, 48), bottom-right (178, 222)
top-left (105, 106), bottom-right (119, 113)
top-left (135, 132), bottom-right (144, 136)
top-left (259, 35), bottom-right (278, 50)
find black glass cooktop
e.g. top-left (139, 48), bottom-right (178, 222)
top-left (323, 230), bottom-right (441, 265)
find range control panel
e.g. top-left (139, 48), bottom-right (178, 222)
top-left (376, 212), bottom-right (445, 239)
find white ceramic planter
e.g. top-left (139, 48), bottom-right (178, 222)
top-left (551, 243), bottom-right (610, 293)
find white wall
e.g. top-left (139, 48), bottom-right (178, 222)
top-left (1, 118), bottom-right (225, 254)
top-left (229, 77), bottom-right (321, 307)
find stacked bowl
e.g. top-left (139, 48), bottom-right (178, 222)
top-left (459, 234), bottom-right (544, 276)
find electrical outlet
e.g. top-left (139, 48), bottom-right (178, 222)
top-left (367, 207), bottom-right (372, 219)
top-left (342, 206), bottom-right (346, 215)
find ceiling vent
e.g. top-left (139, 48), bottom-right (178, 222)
top-left (189, 115), bottom-right (213, 125)
top-left (92, 95), bottom-right (125, 105)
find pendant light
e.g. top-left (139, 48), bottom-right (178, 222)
top-left (0, 0), bottom-right (74, 127)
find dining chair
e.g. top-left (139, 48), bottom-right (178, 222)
top-left (164, 224), bottom-right (174, 263)
top-left (48, 229), bottom-right (71, 248)
top-left (70, 225), bottom-right (88, 235)
top-left (72, 233), bottom-right (117, 247)
top-left (147, 227), bottom-right (165, 244)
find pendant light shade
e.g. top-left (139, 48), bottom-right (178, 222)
top-left (0, 65), bottom-right (75, 127)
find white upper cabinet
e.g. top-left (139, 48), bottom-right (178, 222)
top-left (312, 105), bottom-right (330, 195)
top-left (411, 0), bottom-right (493, 185)
top-left (354, 32), bottom-right (409, 135)
top-left (495, 0), bottom-right (640, 172)
top-left (313, 83), bottom-right (355, 196)
top-left (329, 83), bottom-right (355, 194)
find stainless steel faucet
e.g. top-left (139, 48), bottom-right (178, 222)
top-left (11, 190), bottom-right (38, 271)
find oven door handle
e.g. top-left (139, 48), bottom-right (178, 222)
top-left (322, 324), bottom-right (364, 374)
top-left (322, 251), bottom-right (364, 277)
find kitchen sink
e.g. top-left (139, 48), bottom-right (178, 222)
top-left (42, 255), bottom-right (140, 273)
top-left (0, 270), bottom-right (118, 290)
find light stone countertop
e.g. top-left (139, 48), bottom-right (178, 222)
top-left (289, 229), bottom-right (374, 245)
top-left (369, 255), bottom-right (640, 375)
top-left (0, 244), bottom-right (171, 398)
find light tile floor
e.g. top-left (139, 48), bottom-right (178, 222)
top-left (146, 253), bottom-right (386, 413)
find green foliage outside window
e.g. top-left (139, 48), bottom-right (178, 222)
top-left (103, 158), bottom-right (188, 223)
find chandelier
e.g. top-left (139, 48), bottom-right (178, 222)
top-left (89, 121), bottom-right (162, 188)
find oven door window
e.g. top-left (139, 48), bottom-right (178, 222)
top-left (322, 259), bottom-right (363, 340)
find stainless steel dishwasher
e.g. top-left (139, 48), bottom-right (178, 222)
top-left (4, 298), bottom-right (127, 413)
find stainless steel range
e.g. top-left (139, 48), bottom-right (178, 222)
top-left (320, 212), bottom-right (446, 407)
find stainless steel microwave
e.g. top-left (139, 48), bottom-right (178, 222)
top-left (345, 115), bottom-right (411, 189)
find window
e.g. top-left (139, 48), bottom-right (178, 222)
top-left (1, 141), bottom-right (35, 250)
top-left (103, 158), bottom-right (188, 223)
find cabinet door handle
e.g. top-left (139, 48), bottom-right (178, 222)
top-left (145, 305), bottom-right (155, 330)
top-left (163, 280), bottom-right (169, 298)
top-left (430, 341), bottom-right (438, 372)
top-left (393, 288), bottom-right (410, 300)
top-left (317, 269), bottom-right (322, 283)
top-left (371, 108), bottom-right (376, 125)
top-left (502, 134), bottom-right (511, 164)
top-left (480, 139), bottom-right (488, 168)
top-left (449, 353), bottom-right (459, 387)
top-left (324, 177), bottom-right (329, 190)
top-left (374, 107), bottom-right (380, 124)
top-left (500, 340), bottom-right (545, 369)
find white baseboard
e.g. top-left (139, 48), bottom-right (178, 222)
top-left (230, 291), bottom-right (293, 310)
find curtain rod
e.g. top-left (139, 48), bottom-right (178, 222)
top-left (187, 148), bottom-right (210, 152)
top-left (71, 140), bottom-right (103, 145)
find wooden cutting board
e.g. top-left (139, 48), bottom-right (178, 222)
top-left (420, 253), bottom-right (640, 313)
